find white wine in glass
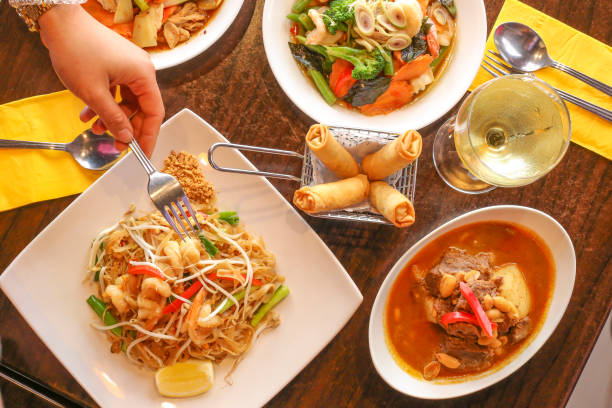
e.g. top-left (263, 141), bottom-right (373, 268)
top-left (433, 74), bottom-right (571, 193)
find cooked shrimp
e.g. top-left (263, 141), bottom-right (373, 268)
top-left (137, 277), bottom-right (172, 329)
top-left (180, 238), bottom-right (200, 266)
top-left (162, 240), bottom-right (182, 271)
top-left (306, 8), bottom-right (344, 45)
top-left (104, 278), bottom-right (129, 314)
top-left (185, 289), bottom-right (222, 345)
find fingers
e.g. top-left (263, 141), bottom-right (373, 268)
top-left (84, 88), bottom-right (134, 143)
top-left (126, 70), bottom-right (164, 158)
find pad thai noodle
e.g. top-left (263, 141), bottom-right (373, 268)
top-left (85, 152), bottom-right (287, 380)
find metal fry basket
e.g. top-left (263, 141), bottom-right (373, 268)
top-left (208, 126), bottom-right (418, 225)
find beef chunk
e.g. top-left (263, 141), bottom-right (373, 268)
top-left (455, 279), bottom-right (497, 311)
top-left (424, 247), bottom-right (494, 296)
top-left (424, 268), bottom-right (443, 296)
top-left (509, 316), bottom-right (531, 343)
top-left (445, 322), bottom-right (480, 339)
top-left (442, 336), bottom-right (493, 371)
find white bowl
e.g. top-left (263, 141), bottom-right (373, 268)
top-left (262, 0), bottom-right (487, 132)
top-left (150, 0), bottom-right (243, 70)
top-left (368, 205), bottom-right (575, 399)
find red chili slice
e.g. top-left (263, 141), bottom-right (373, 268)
top-left (459, 282), bottom-right (494, 337)
top-left (127, 264), bottom-right (165, 280)
top-left (162, 281), bottom-right (203, 314)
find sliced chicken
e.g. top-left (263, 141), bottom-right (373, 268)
top-left (168, 2), bottom-right (208, 25)
top-left (163, 22), bottom-right (191, 49)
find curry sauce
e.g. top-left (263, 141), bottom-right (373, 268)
top-left (384, 221), bottom-right (555, 380)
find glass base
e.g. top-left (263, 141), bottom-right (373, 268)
top-left (432, 116), bottom-right (496, 194)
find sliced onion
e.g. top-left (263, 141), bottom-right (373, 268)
top-left (354, 3), bottom-right (375, 36)
top-left (376, 14), bottom-right (397, 33)
top-left (432, 6), bottom-right (449, 25)
top-left (384, 3), bottom-right (407, 28)
top-left (386, 34), bottom-right (412, 51)
top-left (355, 38), bottom-right (375, 52)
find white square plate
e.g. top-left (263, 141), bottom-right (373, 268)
top-left (0, 109), bottom-right (363, 407)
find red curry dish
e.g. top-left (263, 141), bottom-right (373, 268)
top-left (385, 221), bottom-right (554, 380)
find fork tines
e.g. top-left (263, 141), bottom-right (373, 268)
top-left (481, 50), bottom-right (520, 77)
top-left (160, 196), bottom-right (201, 241)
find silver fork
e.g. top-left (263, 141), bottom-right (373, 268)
top-left (483, 51), bottom-right (612, 123)
top-left (128, 139), bottom-right (200, 240)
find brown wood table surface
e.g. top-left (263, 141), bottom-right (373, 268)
top-left (0, 0), bottom-right (610, 407)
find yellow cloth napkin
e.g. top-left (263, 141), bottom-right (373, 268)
top-left (470, 0), bottom-right (612, 161)
top-left (0, 90), bottom-right (103, 212)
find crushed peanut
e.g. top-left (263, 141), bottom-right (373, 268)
top-left (163, 151), bottom-right (216, 212)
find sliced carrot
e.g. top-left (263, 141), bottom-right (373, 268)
top-left (81, 0), bottom-right (115, 27)
top-left (163, 5), bottom-right (178, 23)
top-left (417, 0), bottom-right (429, 14)
top-left (329, 59), bottom-right (356, 98)
top-left (393, 54), bottom-right (434, 82)
top-left (359, 80), bottom-right (414, 116)
top-left (110, 22), bottom-right (134, 38)
top-left (393, 50), bottom-right (405, 66)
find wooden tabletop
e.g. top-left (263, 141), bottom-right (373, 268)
top-left (1, 0), bottom-right (610, 407)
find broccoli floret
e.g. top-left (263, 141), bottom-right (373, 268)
top-left (323, 0), bottom-right (355, 34)
top-left (325, 46), bottom-right (386, 80)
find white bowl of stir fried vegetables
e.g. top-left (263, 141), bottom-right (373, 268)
top-left (263, 0), bottom-right (486, 131)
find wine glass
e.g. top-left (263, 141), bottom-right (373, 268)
top-left (433, 74), bottom-right (571, 194)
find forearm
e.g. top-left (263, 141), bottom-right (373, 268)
top-left (39, 4), bottom-right (92, 49)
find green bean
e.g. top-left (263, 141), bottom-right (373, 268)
top-left (430, 46), bottom-right (449, 70)
top-left (382, 49), bottom-right (394, 76)
top-left (292, 0), bottom-right (311, 13)
top-left (216, 289), bottom-right (247, 314)
top-left (86, 295), bottom-right (122, 337)
top-left (308, 69), bottom-right (337, 105)
top-left (297, 13), bottom-right (315, 31)
top-left (251, 285), bottom-right (290, 327)
top-left (287, 13), bottom-right (302, 24)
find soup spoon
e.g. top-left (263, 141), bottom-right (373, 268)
top-left (494, 22), bottom-right (612, 96)
top-left (0, 129), bottom-right (122, 171)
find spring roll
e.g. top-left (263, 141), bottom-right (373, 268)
top-left (370, 181), bottom-right (415, 228)
top-left (306, 124), bottom-right (360, 179)
top-left (293, 174), bottom-right (369, 214)
top-left (361, 130), bottom-right (423, 180)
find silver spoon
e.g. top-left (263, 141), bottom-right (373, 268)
top-left (0, 129), bottom-right (122, 171)
top-left (494, 22), bottom-right (612, 96)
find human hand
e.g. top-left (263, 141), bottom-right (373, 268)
top-left (39, 5), bottom-right (164, 157)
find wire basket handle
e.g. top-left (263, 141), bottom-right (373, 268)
top-left (208, 143), bottom-right (304, 182)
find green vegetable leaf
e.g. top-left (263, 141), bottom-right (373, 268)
top-left (401, 19), bottom-right (431, 63)
top-left (199, 234), bottom-right (219, 257)
top-left (289, 42), bottom-right (325, 72)
top-left (219, 211), bottom-right (239, 225)
top-left (344, 77), bottom-right (391, 107)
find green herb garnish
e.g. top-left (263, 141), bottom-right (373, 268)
top-left (199, 234), bottom-right (219, 257)
top-left (219, 211), bottom-right (240, 225)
